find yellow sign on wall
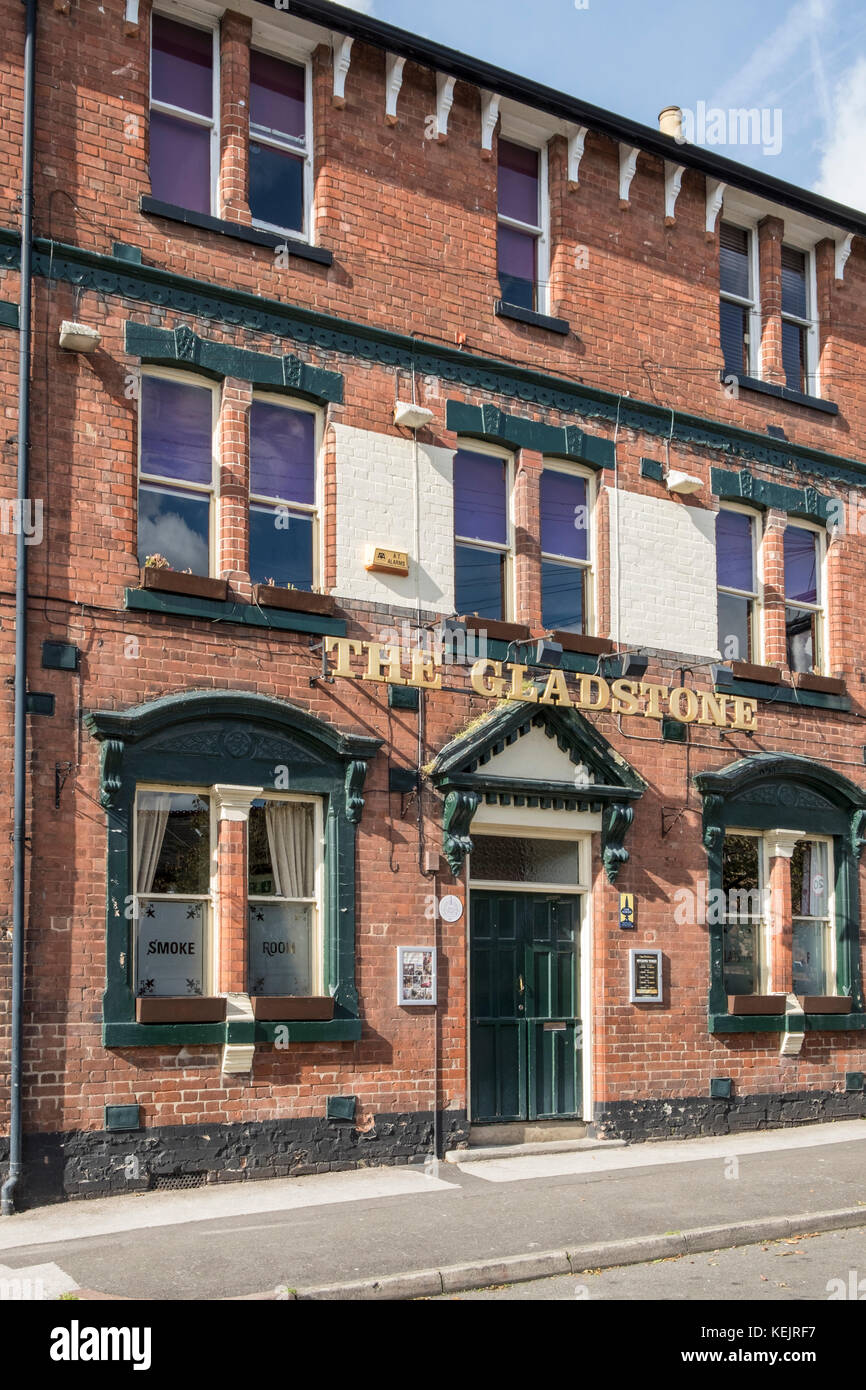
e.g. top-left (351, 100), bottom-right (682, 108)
top-left (365, 547), bottom-right (410, 576)
top-left (619, 893), bottom-right (636, 931)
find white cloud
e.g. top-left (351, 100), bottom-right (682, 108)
top-left (815, 55), bottom-right (866, 210)
top-left (710, 0), bottom-right (834, 110)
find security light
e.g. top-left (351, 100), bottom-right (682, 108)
top-left (711, 663), bottom-right (735, 688)
top-left (532, 639), bottom-right (563, 667)
top-left (620, 652), bottom-right (649, 679)
top-left (394, 402), bottom-right (434, 429)
top-left (58, 321), bottom-right (101, 353)
top-left (665, 470), bottom-right (703, 495)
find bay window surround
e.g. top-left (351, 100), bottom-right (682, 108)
top-left (698, 753), bottom-right (866, 1031)
top-left (86, 691), bottom-right (381, 1045)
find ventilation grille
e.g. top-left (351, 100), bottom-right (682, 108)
top-left (150, 1172), bottom-right (207, 1191)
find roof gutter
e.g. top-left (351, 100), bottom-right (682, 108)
top-left (270, 0), bottom-right (866, 239)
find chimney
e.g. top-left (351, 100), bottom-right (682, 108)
top-left (658, 106), bottom-right (683, 140)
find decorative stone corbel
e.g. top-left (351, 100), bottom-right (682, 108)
top-left (221, 993), bottom-right (256, 1076)
top-left (779, 993), bottom-right (805, 1056)
top-left (765, 828), bottom-right (802, 860)
top-left (100, 739), bottom-right (124, 811)
top-left (618, 145), bottom-right (640, 206)
top-left (345, 760), bottom-right (368, 824)
top-left (213, 785), bottom-right (263, 821)
top-left (835, 233), bottom-right (854, 283)
top-left (385, 53), bottom-right (405, 125)
top-left (602, 801), bottom-right (635, 883)
top-left (124, 0), bottom-right (140, 34)
top-left (664, 161), bottom-right (685, 225)
top-left (435, 73), bottom-right (456, 140)
top-left (442, 789), bottom-right (479, 877)
top-left (850, 809), bottom-right (866, 859)
top-left (332, 34), bottom-right (353, 108)
top-left (480, 91), bottom-right (501, 157)
top-left (706, 179), bottom-right (726, 237)
top-left (567, 125), bottom-right (588, 186)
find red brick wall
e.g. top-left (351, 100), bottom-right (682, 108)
top-left (1, 1), bottom-right (865, 1157)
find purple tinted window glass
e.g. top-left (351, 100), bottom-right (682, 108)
top-left (497, 225), bottom-right (536, 283)
top-left (541, 471), bottom-right (588, 561)
top-left (498, 139), bottom-right (539, 225)
top-left (149, 110), bottom-right (210, 214)
top-left (250, 402), bottom-right (315, 504)
top-left (141, 376), bottom-right (213, 485)
top-left (781, 246), bottom-right (807, 319)
top-left (250, 51), bottom-right (305, 140)
top-left (152, 15), bottom-right (212, 117)
top-left (454, 450), bottom-right (507, 545)
top-left (716, 510), bottom-right (754, 591)
top-left (784, 526), bottom-right (818, 605)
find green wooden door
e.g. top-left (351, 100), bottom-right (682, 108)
top-left (470, 890), bottom-right (581, 1124)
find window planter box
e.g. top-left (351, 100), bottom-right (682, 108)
top-left (792, 672), bottom-right (847, 696)
top-left (136, 996), bottom-right (227, 1024)
top-left (799, 996), bottom-right (853, 1014)
top-left (552, 630), bottom-right (615, 656)
top-left (140, 567), bottom-right (229, 603)
top-left (458, 615), bottom-right (531, 644)
top-left (727, 994), bottom-right (787, 1015)
top-left (732, 661), bottom-right (782, 684)
top-left (249, 995), bottom-right (335, 1021)
top-left (252, 585), bottom-right (336, 616)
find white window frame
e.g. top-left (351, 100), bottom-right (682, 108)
top-left (719, 219), bottom-right (761, 380)
top-left (247, 792), bottom-right (325, 996)
top-left (540, 459), bottom-right (596, 636)
top-left (453, 440), bottom-right (515, 622)
top-left (780, 240), bottom-right (820, 396)
top-left (138, 367), bottom-right (219, 577)
top-left (248, 49), bottom-right (314, 241)
top-left (247, 392), bottom-right (322, 590)
top-left (722, 828), bottom-right (770, 996)
top-left (150, 8), bottom-right (220, 217)
top-left (783, 518), bottom-right (826, 675)
top-left (716, 502), bottom-right (762, 665)
top-left (791, 834), bottom-right (836, 997)
top-left (496, 134), bottom-right (550, 316)
top-left (133, 784), bottom-right (218, 997)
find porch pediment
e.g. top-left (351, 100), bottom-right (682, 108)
top-left (428, 702), bottom-right (646, 881)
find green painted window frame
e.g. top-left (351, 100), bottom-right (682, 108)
top-left (697, 754), bottom-right (866, 1033)
top-left (85, 691), bottom-right (380, 1047)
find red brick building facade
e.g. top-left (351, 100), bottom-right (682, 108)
top-left (2, 0), bottom-right (866, 1205)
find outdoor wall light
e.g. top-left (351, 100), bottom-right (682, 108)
top-left (620, 651), bottom-right (649, 679)
top-left (394, 402), bottom-right (435, 429)
top-left (665, 469), bottom-right (703, 495)
top-left (532, 639), bottom-right (564, 667)
top-left (59, 320), bottom-right (101, 353)
top-left (711, 663), bottom-right (735, 688)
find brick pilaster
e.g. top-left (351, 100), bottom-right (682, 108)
top-left (766, 831), bottom-right (798, 996)
top-left (214, 786), bottom-right (262, 995)
top-left (814, 237), bottom-right (836, 400)
top-left (218, 377), bottom-right (252, 596)
top-left (760, 507), bottom-right (787, 668)
top-left (219, 11), bottom-right (252, 224)
top-left (514, 448), bottom-right (543, 627)
top-left (757, 215), bottom-right (785, 384)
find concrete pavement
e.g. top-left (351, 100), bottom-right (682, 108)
top-left (0, 1119), bottom-right (864, 1299)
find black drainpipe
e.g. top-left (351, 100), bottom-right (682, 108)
top-left (2, 0), bottom-right (37, 1217)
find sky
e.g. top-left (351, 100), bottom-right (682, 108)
top-left (334, 0), bottom-right (866, 212)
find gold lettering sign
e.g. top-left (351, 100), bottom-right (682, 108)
top-left (324, 640), bottom-right (757, 730)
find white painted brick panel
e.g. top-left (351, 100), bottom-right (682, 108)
top-left (608, 488), bottom-right (719, 657)
top-left (333, 424), bottom-right (455, 609)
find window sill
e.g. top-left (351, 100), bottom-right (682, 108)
top-left (140, 196), bottom-right (333, 266)
top-left (104, 1018), bottom-right (362, 1047)
top-left (125, 586), bottom-right (347, 637)
top-left (710, 1012), bottom-right (866, 1034)
top-left (495, 299), bottom-right (570, 335)
top-left (715, 674), bottom-right (850, 712)
top-left (719, 370), bottom-right (838, 416)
